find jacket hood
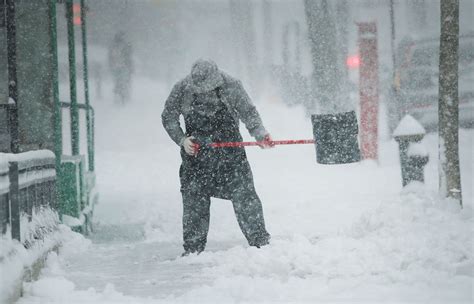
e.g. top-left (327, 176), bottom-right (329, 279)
top-left (189, 59), bottom-right (224, 94)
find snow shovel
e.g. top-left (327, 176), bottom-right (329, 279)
top-left (201, 110), bottom-right (361, 165)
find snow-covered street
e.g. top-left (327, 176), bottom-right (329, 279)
top-left (0, 0), bottom-right (472, 302)
top-left (15, 79), bottom-right (473, 303)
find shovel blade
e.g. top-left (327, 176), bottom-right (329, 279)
top-left (311, 111), bottom-right (361, 165)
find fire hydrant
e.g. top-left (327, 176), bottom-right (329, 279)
top-left (393, 115), bottom-right (429, 187)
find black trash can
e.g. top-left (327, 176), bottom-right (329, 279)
top-left (311, 110), bottom-right (361, 164)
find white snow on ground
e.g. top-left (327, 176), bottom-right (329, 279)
top-left (0, 149), bottom-right (59, 303)
top-left (17, 78), bottom-right (474, 303)
top-left (0, 222), bottom-right (73, 304)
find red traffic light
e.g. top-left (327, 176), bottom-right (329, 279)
top-left (73, 3), bottom-right (81, 25)
top-left (346, 54), bottom-right (360, 69)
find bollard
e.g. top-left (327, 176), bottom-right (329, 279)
top-left (393, 115), bottom-right (429, 186)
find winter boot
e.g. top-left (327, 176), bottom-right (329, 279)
top-left (181, 248), bottom-right (203, 257)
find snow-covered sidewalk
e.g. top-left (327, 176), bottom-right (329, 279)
top-left (16, 80), bottom-right (473, 303)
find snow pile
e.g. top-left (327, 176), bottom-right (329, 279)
top-left (14, 78), bottom-right (472, 303)
top-left (393, 114), bottom-right (426, 137)
top-left (349, 183), bottom-right (472, 278)
top-left (19, 253), bottom-right (151, 304)
top-left (0, 232), bottom-right (27, 303)
top-left (20, 279), bottom-right (147, 304)
top-left (62, 214), bottom-right (84, 228)
top-left (21, 207), bottom-right (60, 249)
top-left (1, 208), bottom-right (58, 303)
top-left (166, 183), bottom-right (473, 303)
top-left (0, 224), bottom-right (89, 303)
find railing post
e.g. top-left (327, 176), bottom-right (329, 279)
top-left (0, 164), bottom-right (9, 235)
top-left (80, 0), bottom-right (94, 171)
top-left (66, 0), bottom-right (79, 156)
top-left (8, 161), bottom-right (20, 241)
top-left (91, 107), bottom-right (95, 171)
top-left (50, 0), bottom-right (62, 168)
top-left (50, 180), bottom-right (57, 210)
top-left (26, 171), bottom-right (33, 220)
top-left (0, 193), bottom-right (8, 234)
top-left (6, 0), bottom-right (19, 153)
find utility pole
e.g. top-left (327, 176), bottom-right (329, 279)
top-left (66, 0), bottom-right (79, 156)
top-left (438, 0), bottom-right (462, 206)
top-left (387, 0), bottom-right (399, 134)
top-left (389, 0), bottom-right (396, 74)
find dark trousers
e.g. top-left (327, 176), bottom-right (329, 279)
top-left (181, 182), bottom-right (270, 253)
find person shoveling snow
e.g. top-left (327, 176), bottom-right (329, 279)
top-left (162, 59), bottom-right (273, 256)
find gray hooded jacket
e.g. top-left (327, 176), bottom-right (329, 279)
top-left (162, 60), bottom-right (268, 146)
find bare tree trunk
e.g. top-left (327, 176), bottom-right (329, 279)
top-left (389, 0), bottom-right (396, 77)
top-left (438, 0), bottom-right (462, 206)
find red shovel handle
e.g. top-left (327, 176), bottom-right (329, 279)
top-left (209, 139), bottom-right (315, 148)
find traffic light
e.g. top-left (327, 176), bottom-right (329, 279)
top-left (73, 3), bottom-right (81, 25)
top-left (346, 54), bottom-right (360, 69)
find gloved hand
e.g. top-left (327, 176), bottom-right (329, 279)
top-left (257, 134), bottom-right (275, 149)
top-left (181, 136), bottom-right (199, 156)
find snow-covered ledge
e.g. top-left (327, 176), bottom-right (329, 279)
top-left (0, 150), bottom-right (61, 304)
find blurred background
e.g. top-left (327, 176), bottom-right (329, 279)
top-left (0, 2), bottom-right (473, 301)
top-left (49, 0), bottom-right (474, 133)
top-left (0, 0), bottom-right (473, 154)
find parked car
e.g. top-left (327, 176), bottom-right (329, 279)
top-left (389, 33), bottom-right (474, 131)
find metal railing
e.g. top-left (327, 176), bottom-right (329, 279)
top-left (52, 0), bottom-right (97, 230)
top-left (51, 0), bottom-right (95, 172)
top-left (60, 101), bottom-right (95, 172)
top-left (0, 151), bottom-right (58, 245)
top-left (0, 1), bottom-right (96, 247)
